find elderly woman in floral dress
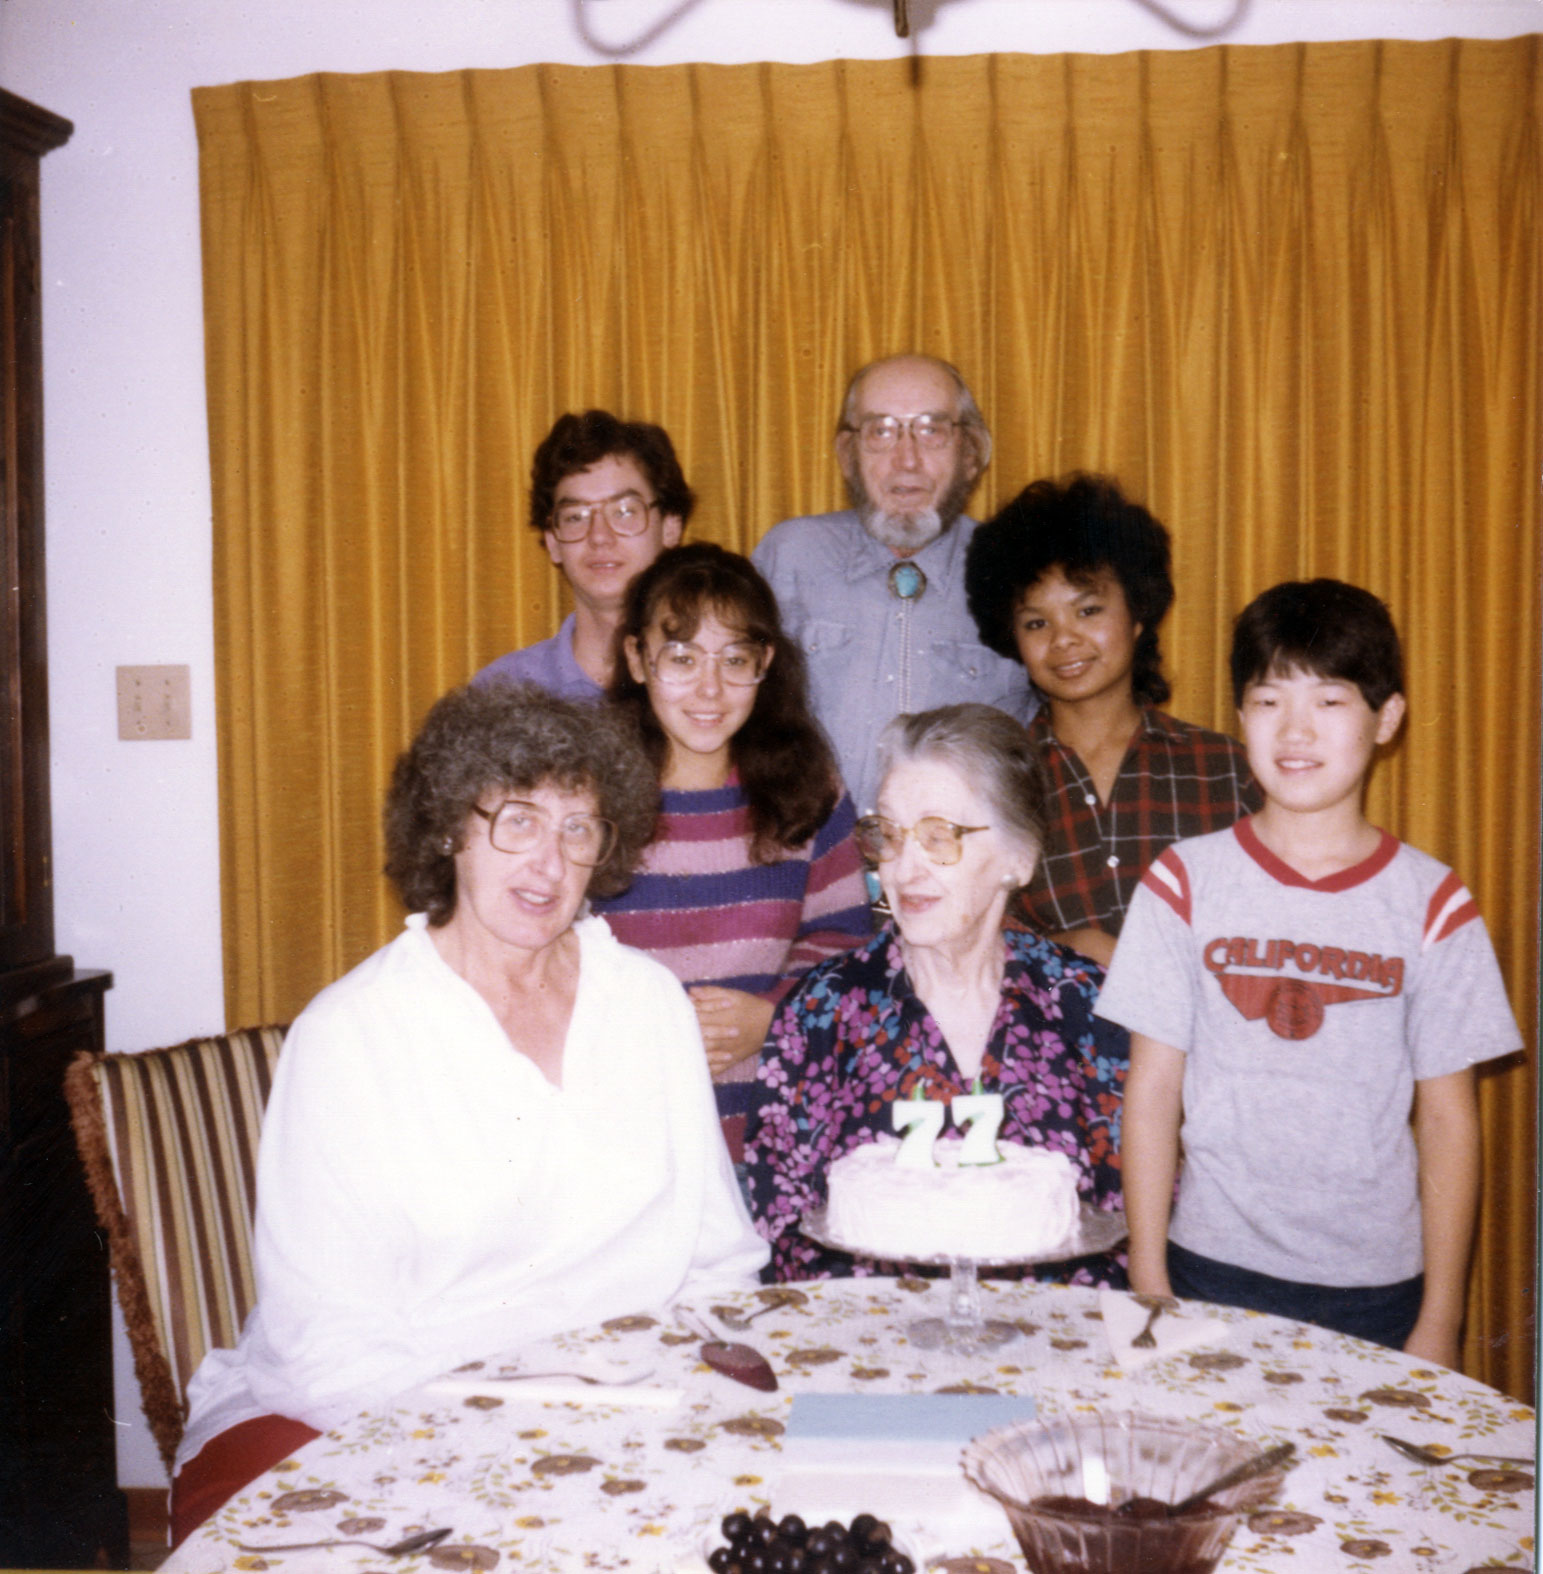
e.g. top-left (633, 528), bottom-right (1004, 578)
top-left (744, 704), bottom-right (1127, 1283)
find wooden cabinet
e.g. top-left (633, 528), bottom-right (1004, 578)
top-left (0, 87), bottom-right (126, 1567)
top-left (1, 969), bottom-right (121, 1567)
top-left (1, 88), bottom-right (67, 978)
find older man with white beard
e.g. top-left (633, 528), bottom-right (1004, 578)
top-left (753, 354), bottom-right (1037, 812)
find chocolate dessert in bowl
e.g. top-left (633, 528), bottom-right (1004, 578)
top-left (961, 1411), bottom-right (1288, 1574)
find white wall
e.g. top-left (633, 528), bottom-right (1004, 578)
top-left (2, 0), bottom-right (1534, 1496)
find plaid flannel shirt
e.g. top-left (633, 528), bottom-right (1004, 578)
top-left (1020, 708), bottom-right (1262, 940)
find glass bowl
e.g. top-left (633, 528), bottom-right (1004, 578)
top-left (960, 1411), bottom-right (1285, 1574)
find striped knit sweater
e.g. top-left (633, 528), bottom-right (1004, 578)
top-left (593, 778), bottom-right (873, 1093)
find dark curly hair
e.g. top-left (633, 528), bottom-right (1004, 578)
top-left (609, 543), bottom-right (841, 863)
top-left (965, 473), bottom-right (1175, 706)
top-left (528, 410), bottom-right (695, 535)
top-left (384, 682), bottom-right (659, 924)
top-left (1230, 579), bottom-right (1405, 710)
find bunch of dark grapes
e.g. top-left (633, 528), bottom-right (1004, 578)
top-left (707, 1509), bottom-right (915, 1574)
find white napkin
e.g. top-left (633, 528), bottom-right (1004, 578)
top-left (1099, 1289), bottom-right (1230, 1372)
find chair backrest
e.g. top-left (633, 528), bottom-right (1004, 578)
top-left (64, 1025), bottom-right (287, 1472)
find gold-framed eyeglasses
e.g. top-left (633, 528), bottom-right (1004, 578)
top-left (471, 800), bottom-right (617, 867)
top-left (645, 640), bottom-right (770, 689)
top-left (844, 414), bottom-right (959, 453)
top-left (549, 492), bottom-right (659, 542)
top-left (855, 813), bottom-right (988, 866)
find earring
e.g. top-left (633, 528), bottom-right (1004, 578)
top-left (442, 836), bottom-right (455, 855)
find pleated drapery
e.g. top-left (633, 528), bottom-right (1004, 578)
top-left (193, 40), bottom-right (1540, 1399)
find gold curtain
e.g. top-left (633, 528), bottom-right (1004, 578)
top-left (194, 39), bottom-right (1540, 1399)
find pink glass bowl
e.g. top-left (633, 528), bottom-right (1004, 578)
top-left (960, 1411), bottom-right (1285, 1574)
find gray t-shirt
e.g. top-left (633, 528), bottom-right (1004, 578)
top-left (752, 510), bottom-right (1036, 814)
top-left (1095, 818), bottom-right (1521, 1287)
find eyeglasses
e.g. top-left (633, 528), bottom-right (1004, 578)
top-left (644, 640), bottom-right (770, 689)
top-left (471, 800), bottom-right (617, 867)
top-left (843, 414), bottom-right (960, 453)
top-left (855, 813), bottom-right (988, 866)
top-left (549, 493), bottom-right (659, 543)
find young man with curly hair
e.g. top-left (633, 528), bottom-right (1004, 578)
top-left (477, 409), bottom-right (693, 696)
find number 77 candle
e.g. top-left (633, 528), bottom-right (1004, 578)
top-left (892, 1083), bottom-right (946, 1168)
top-left (952, 1076), bottom-right (1004, 1166)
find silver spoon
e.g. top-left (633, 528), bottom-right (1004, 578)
top-left (1117, 1442), bottom-right (1296, 1517)
top-left (238, 1526), bottom-right (453, 1556)
top-left (1130, 1292), bottom-right (1179, 1349)
top-left (716, 1300), bottom-right (784, 1331)
top-left (1380, 1434), bottom-right (1534, 1469)
top-left (494, 1367), bottom-right (651, 1386)
top-left (715, 1289), bottom-right (808, 1330)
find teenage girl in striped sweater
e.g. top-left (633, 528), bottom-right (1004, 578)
top-left (595, 543), bottom-right (872, 1142)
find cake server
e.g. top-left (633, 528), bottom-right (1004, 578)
top-left (677, 1308), bottom-right (779, 1392)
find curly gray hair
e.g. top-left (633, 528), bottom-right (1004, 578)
top-left (384, 681), bottom-right (658, 924)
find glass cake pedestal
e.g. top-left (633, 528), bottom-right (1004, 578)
top-left (800, 1204), bottom-right (1128, 1354)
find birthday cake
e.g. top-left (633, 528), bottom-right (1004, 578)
top-left (825, 1134), bottom-right (1082, 1261)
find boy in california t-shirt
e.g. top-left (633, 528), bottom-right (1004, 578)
top-left (1096, 579), bottom-right (1520, 1365)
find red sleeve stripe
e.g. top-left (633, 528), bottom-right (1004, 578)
top-left (1141, 846), bottom-right (1192, 924)
top-left (1424, 871), bottom-right (1479, 950)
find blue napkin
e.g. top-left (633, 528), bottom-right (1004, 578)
top-left (788, 1393), bottom-right (1037, 1445)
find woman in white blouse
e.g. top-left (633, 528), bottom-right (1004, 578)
top-left (172, 682), bottom-right (767, 1543)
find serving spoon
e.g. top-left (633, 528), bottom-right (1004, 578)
top-left (714, 1288), bottom-right (808, 1331)
top-left (1380, 1434), bottom-right (1534, 1469)
top-left (237, 1526), bottom-right (453, 1556)
top-left (1116, 1441), bottom-right (1296, 1517)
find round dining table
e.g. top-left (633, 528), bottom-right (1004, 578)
top-left (161, 1278), bottom-right (1535, 1573)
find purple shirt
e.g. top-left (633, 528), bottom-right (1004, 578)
top-left (473, 614), bottom-right (603, 700)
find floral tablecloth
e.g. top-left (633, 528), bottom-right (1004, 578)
top-left (163, 1279), bottom-right (1535, 1573)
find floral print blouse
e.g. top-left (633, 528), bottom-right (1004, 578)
top-left (743, 923), bottom-right (1128, 1284)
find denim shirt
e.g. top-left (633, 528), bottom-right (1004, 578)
top-left (753, 510), bottom-right (1038, 812)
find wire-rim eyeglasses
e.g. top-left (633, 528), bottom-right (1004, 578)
top-left (470, 800), bottom-right (617, 867)
top-left (855, 814), bottom-right (988, 866)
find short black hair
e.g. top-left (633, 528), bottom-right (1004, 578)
top-left (528, 409), bottom-right (694, 535)
top-left (1230, 579), bottom-right (1405, 710)
top-left (965, 473), bottom-right (1175, 706)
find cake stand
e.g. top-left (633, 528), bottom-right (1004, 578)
top-left (800, 1204), bottom-right (1128, 1354)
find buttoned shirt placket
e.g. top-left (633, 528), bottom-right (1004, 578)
top-left (1052, 739), bottom-right (1124, 891)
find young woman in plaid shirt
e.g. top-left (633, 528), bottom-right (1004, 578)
top-left (965, 474), bottom-right (1261, 964)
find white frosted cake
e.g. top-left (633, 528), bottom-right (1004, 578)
top-left (825, 1134), bottom-right (1081, 1261)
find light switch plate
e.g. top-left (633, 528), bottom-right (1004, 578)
top-left (117, 664), bottom-right (192, 740)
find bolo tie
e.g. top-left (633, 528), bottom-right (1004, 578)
top-left (870, 555), bottom-right (924, 920)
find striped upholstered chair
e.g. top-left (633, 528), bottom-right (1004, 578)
top-left (63, 1026), bottom-right (287, 1472)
